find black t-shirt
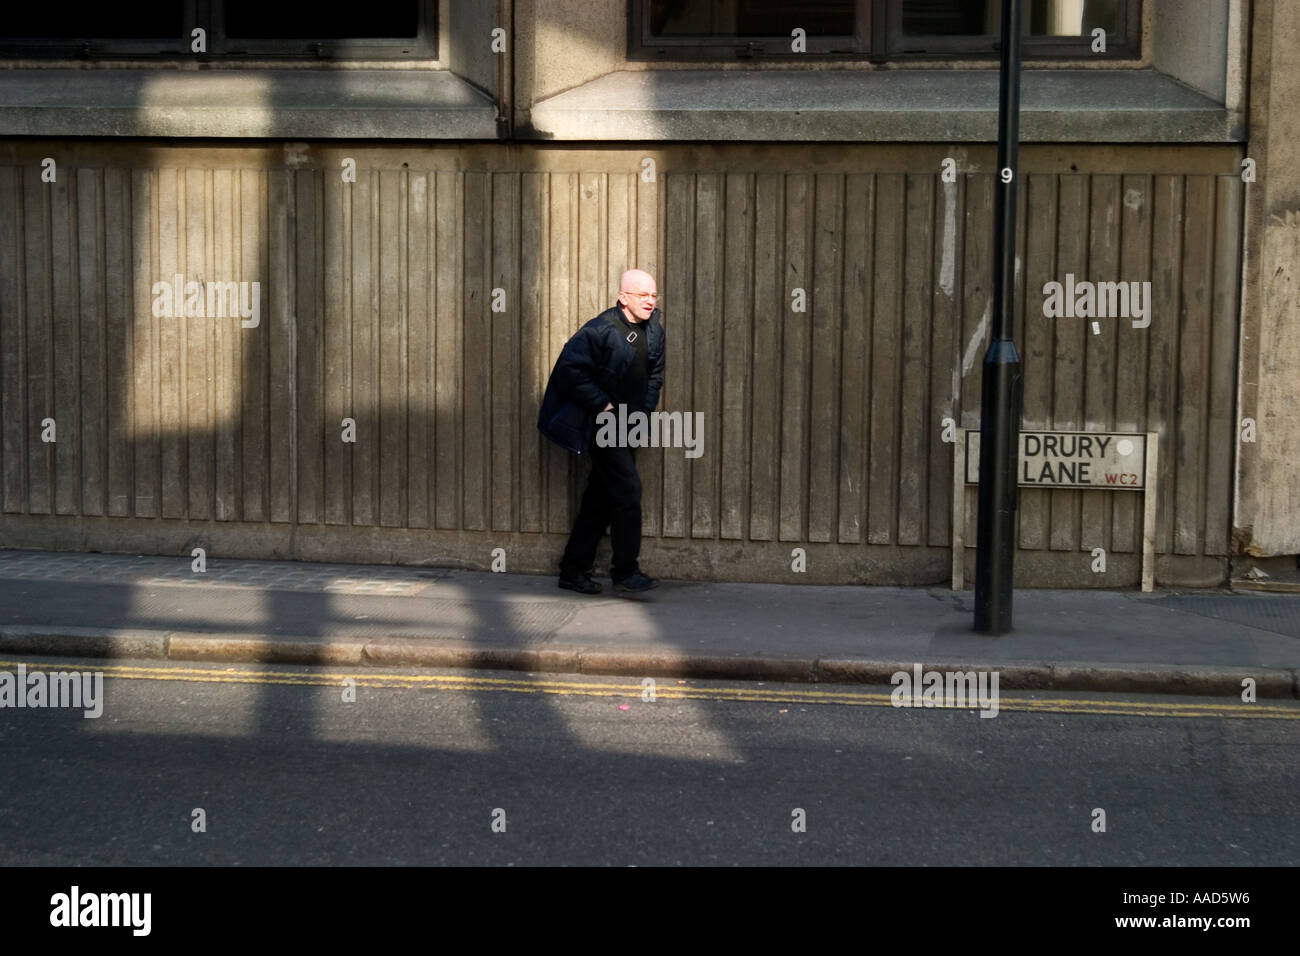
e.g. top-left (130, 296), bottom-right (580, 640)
top-left (613, 309), bottom-right (649, 411)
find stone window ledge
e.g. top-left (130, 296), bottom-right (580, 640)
top-left (527, 68), bottom-right (1240, 143)
top-left (0, 68), bottom-right (498, 139)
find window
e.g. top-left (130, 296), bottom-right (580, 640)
top-left (0, 0), bottom-right (437, 59)
top-left (631, 0), bottom-right (1140, 60)
top-left (0, 0), bottom-right (189, 56)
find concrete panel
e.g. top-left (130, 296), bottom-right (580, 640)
top-left (1154, 0), bottom-right (1231, 101)
top-left (0, 142), bottom-right (1243, 587)
top-left (1236, 0), bottom-right (1300, 556)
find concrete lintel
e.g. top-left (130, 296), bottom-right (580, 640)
top-left (529, 68), bottom-right (1239, 142)
top-left (0, 69), bottom-right (499, 139)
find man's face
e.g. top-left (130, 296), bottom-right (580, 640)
top-left (618, 284), bottom-right (658, 322)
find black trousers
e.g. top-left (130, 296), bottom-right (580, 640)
top-left (560, 442), bottom-right (642, 580)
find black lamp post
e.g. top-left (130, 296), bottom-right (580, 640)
top-left (974, 0), bottom-right (1025, 634)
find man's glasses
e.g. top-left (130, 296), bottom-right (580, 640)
top-left (624, 292), bottom-right (660, 301)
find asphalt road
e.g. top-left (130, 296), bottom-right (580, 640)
top-left (2, 656), bottom-right (1297, 866)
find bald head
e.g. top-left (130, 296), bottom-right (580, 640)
top-left (620, 269), bottom-right (655, 293)
top-left (617, 269), bottom-right (658, 323)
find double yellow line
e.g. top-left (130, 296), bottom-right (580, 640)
top-left (3, 659), bottom-right (1297, 720)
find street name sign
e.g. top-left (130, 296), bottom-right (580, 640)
top-left (964, 430), bottom-right (1148, 489)
top-left (953, 429), bottom-right (1159, 593)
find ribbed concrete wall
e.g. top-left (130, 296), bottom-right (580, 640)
top-left (0, 143), bottom-right (1241, 585)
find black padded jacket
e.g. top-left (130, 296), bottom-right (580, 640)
top-left (537, 305), bottom-right (665, 455)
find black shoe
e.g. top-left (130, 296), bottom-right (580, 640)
top-left (558, 573), bottom-right (602, 595)
top-left (613, 571), bottom-right (658, 593)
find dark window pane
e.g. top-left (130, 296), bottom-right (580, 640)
top-left (0, 0), bottom-right (183, 39)
top-left (901, 0), bottom-right (989, 35)
top-left (649, 0), bottom-right (854, 38)
top-left (901, 0), bottom-right (1120, 37)
top-left (224, 1), bottom-right (419, 39)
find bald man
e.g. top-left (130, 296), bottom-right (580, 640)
top-left (538, 269), bottom-right (665, 594)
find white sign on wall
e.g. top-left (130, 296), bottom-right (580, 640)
top-left (965, 431), bottom-right (1148, 489)
top-left (953, 429), bottom-right (1160, 593)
